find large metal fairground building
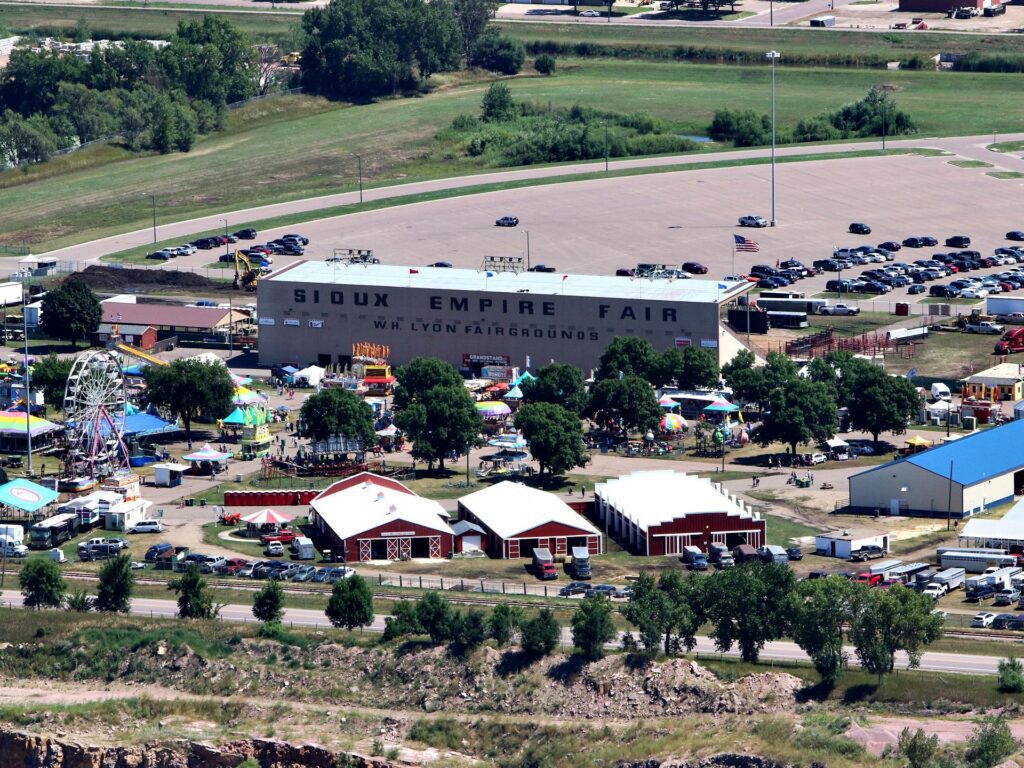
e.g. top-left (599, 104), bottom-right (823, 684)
top-left (257, 262), bottom-right (752, 372)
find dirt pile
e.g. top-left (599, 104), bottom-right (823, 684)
top-left (71, 265), bottom-right (232, 292)
top-left (0, 729), bottom-right (394, 768)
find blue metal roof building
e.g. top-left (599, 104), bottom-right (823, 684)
top-left (848, 420), bottom-right (1024, 519)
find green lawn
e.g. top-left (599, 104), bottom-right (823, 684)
top-left (5, 57), bottom-right (1024, 250)
top-left (803, 311), bottom-right (900, 338)
top-left (763, 513), bottom-right (821, 547)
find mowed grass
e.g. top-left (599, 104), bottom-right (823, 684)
top-left (3, 59), bottom-right (1024, 250)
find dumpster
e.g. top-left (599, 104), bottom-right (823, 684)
top-left (895, 302), bottom-right (910, 317)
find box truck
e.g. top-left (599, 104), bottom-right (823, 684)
top-left (531, 548), bottom-right (557, 580)
top-left (682, 545), bottom-right (709, 571)
top-left (709, 543), bottom-right (734, 568)
top-left (757, 545), bottom-right (789, 566)
top-left (570, 546), bottom-right (592, 580)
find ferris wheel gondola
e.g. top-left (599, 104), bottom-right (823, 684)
top-left (62, 349), bottom-right (129, 479)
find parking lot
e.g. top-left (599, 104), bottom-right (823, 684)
top-left (142, 152), bottom-right (1024, 309)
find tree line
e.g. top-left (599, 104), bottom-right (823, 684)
top-left (0, 16), bottom-right (257, 165)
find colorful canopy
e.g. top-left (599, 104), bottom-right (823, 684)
top-left (0, 410), bottom-right (61, 437)
top-left (376, 424), bottom-right (400, 437)
top-left (660, 414), bottom-right (688, 432)
top-left (0, 478), bottom-right (58, 512)
top-left (233, 387), bottom-right (267, 406)
top-left (906, 435), bottom-right (933, 447)
top-left (182, 443), bottom-right (232, 462)
top-left (222, 406), bottom-right (268, 426)
top-left (231, 374), bottom-right (253, 387)
top-left (504, 386), bottom-right (523, 400)
top-left (658, 395), bottom-right (678, 408)
top-left (511, 371), bottom-right (536, 387)
top-left (241, 508), bottom-right (295, 526)
top-left (475, 401), bottom-right (511, 419)
top-left (488, 433), bottom-right (528, 449)
top-left (703, 401), bottom-right (739, 412)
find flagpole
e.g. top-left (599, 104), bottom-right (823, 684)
top-left (731, 237), bottom-right (735, 279)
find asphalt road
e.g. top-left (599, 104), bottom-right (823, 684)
top-left (0, 590), bottom-right (1002, 676)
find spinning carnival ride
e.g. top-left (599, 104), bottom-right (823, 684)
top-left (63, 350), bottom-right (129, 478)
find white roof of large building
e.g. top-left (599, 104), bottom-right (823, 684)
top-left (960, 496), bottom-right (1024, 542)
top-left (594, 470), bottom-right (759, 533)
top-left (459, 481), bottom-right (600, 539)
top-left (311, 477), bottom-right (453, 540)
top-left (963, 363), bottom-right (1024, 385)
top-left (267, 262), bottom-right (749, 304)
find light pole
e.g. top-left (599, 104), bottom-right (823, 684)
top-left (604, 123), bottom-right (609, 173)
top-left (150, 195), bottom-right (157, 244)
top-left (525, 230), bottom-right (531, 270)
top-left (769, 0), bottom-right (773, 26)
top-left (766, 51), bottom-right (780, 228)
top-left (22, 289), bottom-right (31, 476)
top-left (221, 218), bottom-right (229, 260)
top-left (355, 154), bottom-right (363, 204)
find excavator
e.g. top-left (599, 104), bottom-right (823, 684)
top-left (232, 250), bottom-right (261, 292)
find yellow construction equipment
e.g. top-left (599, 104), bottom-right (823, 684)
top-left (233, 250), bottom-right (260, 292)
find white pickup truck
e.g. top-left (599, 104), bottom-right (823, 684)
top-left (964, 320), bottom-right (1005, 335)
top-left (820, 303), bottom-right (860, 316)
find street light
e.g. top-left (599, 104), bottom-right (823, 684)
top-left (524, 230), bottom-right (531, 270)
top-left (355, 154), bottom-right (363, 204)
top-left (604, 122), bottom-right (609, 173)
top-left (766, 51), bottom-right (780, 228)
top-left (150, 195), bottom-right (157, 244)
top-left (221, 218), bottom-right (229, 260)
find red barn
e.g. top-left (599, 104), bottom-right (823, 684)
top-left (457, 481), bottom-right (603, 559)
top-left (594, 470), bottom-right (765, 556)
top-left (309, 472), bottom-right (454, 562)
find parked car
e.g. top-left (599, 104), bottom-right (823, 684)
top-left (945, 235), bottom-right (971, 248)
top-left (849, 222), bottom-right (872, 235)
top-left (739, 215), bottom-right (768, 228)
top-left (234, 228), bottom-right (258, 240)
top-left (218, 558), bottom-right (249, 576)
top-left (528, 264), bottom-right (557, 273)
top-left (993, 613), bottom-right (1019, 630)
top-left (260, 529), bottom-right (297, 544)
top-left (878, 241), bottom-right (902, 252)
top-left (559, 582), bottom-right (591, 597)
top-left (292, 564), bottom-right (317, 581)
top-left (282, 233), bottom-right (310, 245)
top-left (850, 545), bottom-right (885, 562)
top-left (681, 261), bottom-right (708, 274)
top-left (579, 9), bottom-right (601, 15)
top-left (994, 588), bottom-right (1021, 606)
top-left (971, 612), bottom-right (996, 628)
top-left (265, 541), bottom-right (285, 556)
top-left (146, 250), bottom-right (172, 261)
top-left (428, 261), bottom-right (452, 268)
top-left (130, 520), bottom-right (162, 534)
top-left (786, 547), bottom-right (803, 561)
top-left (585, 584), bottom-right (619, 598)
top-left (1007, 231), bottom-right (1024, 242)
top-left (495, 216), bottom-right (519, 227)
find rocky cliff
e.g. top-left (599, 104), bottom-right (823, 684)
top-left (0, 729), bottom-right (392, 768)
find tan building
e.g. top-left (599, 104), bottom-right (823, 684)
top-left (848, 419), bottom-right (1024, 519)
top-left (962, 363), bottom-right (1024, 402)
top-left (257, 262), bottom-right (752, 371)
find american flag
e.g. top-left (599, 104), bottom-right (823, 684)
top-left (734, 234), bottom-right (760, 253)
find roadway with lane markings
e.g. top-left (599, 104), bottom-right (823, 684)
top-left (0, 591), bottom-right (1002, 676)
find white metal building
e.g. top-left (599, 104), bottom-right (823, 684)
top-left (959, 497), bottom-right (1024, 549)
top-left (593, 470), bottom-right (765, 556)
top-left (457, 481), bottom-right (602, 559)
top-left (814, 527), bottom-right (891, 559)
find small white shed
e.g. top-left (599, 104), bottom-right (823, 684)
top-left (152, 462), bottom-right (189, 488)
top-left (815, 527), bottom-right (890, 559)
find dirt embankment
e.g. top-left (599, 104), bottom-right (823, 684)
top-left (77, 639), bottom-right (805, 719)
top-left (70, 265), bottom-right (234, 293)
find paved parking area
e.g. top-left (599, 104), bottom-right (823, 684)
top-left (209, 152), bottom-right (1024, 307)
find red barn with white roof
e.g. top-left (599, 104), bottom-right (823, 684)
top-left (309, 472), bottom-right (454, 562)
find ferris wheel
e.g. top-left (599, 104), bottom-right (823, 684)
top-left (63, 349), bottom-right (129, 479)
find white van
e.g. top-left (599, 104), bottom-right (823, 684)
top-left (0, 540), bottom-right (28, 558)
top-left (931, 383), bottom-right (951, 401)
top-left (131, 520), bottom-right (163, 534)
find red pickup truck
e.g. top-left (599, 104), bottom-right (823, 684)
top-left (853, 572), bottom-right (883, 587)
top-left (259, 529), bottom-right (297, 545)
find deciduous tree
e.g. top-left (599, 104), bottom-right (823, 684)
top-left (144, 359), bottom-right (235, 445)
top-left (849, 365), bottom-right (920, 448)
top-left (252, 579), bottom-right (285, 624)
top-left (586, 376), bottom-right (660, 436)
top-left (520, 362), bottom-right (587, 415)
top-left (571, 594), bottom-right (616, 661)
top-left (395, 383), bottom-right (482, 470)
top-left (753, 378), bottom-right (838, 456)
top-left (451, 0), bottom-right (497, 62)
top-left (596, 337), bottom-right (656, 382)
top-left (39, 280), bottom-right (102, 346)
top-left (19, 558), bottom-right (65, 610)
top-left (326, 575), bottom-right (374, 631)
top-left (382, 600), bottom-right (422, 641)
top-left (514, 402), bottom-right (588, 476)
top-left (520, 608), bottom-right (560, 656)
top-left (300, 388), bottom-right (376, 444)
top-left (29, 355), bottom-right (73, 410)
top-left (622, 572), bottom-right (670, 658)
top-left (847, 584), bottom-right (943, 678)
top-left (167, 565), bottom-right (219, 619)
top-left (703, 564), bottom-right (795, 663)
top-left (393, 357), bottom-right (464, 409)
top-left (791, 576), bottom-right (857, 685)
top-left (416, 591), bottom-right (455, 644)
top-left (487, 604), bottom-right (524, 648)
top-left (95, 554), bottom-right (135, 614)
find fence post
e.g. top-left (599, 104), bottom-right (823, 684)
top-left (523, 582), bottom-right (526, 595)
top-left (419, 576), bottom-right (422, 589)
top-left (378, 574), bottom-right (382, 585)
top-left (440, 578), bottom-right (444, 590)
top-left (399, 575), bottom-right (402, 588)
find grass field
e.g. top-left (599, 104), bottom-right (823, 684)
top-left (4, 57), bottom-right (1024, 251)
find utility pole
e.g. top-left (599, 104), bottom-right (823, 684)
top-left (150, 195), bottom-right (157, 244)
top-left (23, 292), bottom-right (32, 476)
top-left (766, 51), bottom-right (781, 227)
top-left (356, 155), bottom-right (363, 204)
top-left (525, 231), bottom-right (531, 270)
top-left (604, 123), bottom-right (609, 173)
